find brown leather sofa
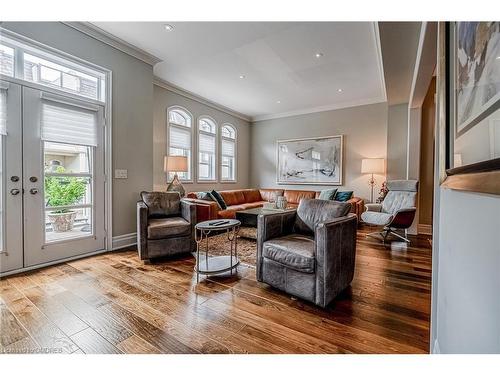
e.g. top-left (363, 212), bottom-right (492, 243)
top-left (183, 188), bottom-right (364, 222)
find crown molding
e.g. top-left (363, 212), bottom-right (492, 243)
top-left (374, 22), bottom-right (388, 102)
top-left (62, 22), bottom-right (162, 66)
top-left (153, 76), bottom-right (251, 122)
top-left (252, 97), bottom-right (387, 122)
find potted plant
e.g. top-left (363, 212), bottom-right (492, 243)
top-left (45, 166), bottom-right (87, 232)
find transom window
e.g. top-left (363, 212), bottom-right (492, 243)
top-left (198, 117), bottom-right (217, 181)
top-left (167, 107), bottom-right (192, 181)
top-left (0, 35), bottom-right (106, 102)
top-left (221, 124), bottom-right (236, 181)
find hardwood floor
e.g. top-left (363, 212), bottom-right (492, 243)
top-left (0, 226), bottom-right (432, 354)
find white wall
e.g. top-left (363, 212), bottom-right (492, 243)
top-left (387, 103), bottom-right (409, 180)
top-left (249, 103), bottom-right (388, 202)
top-left (434, 189), bottom-right (500, 353)
top-left (153, 84), bottom-right (251, 192)
top-left (1, 22), bottom-right (154, 238)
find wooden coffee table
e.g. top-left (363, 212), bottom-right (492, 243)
top-left (235, 207), bottom-right (296, 235)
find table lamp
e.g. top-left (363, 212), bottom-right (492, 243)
top-left (164, 155), bottom-right (188, 197)
top-left (361, 158), bottom-right (385, 203)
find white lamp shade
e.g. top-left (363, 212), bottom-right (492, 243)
top-left (361, 158), bottom-right (385, 174)
top-left (164, 155), bottom-right (188, 173)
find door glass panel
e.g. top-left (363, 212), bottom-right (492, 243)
top-left (44, 141), bottom-right (93, 243)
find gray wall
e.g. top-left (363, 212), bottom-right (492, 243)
top-left (387, 103), bottom-right (408, 180)
top-left (1, 22), bottom-right (154, 237)
top-left (434, 189), bottom-right (500, 353)
top-left (153, 85), bottom-right (251, 192)
top-left (250, 103), bottom-right (388, 202)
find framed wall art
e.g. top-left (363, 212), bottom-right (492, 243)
top-left (276, 135), bottom-right (343, 185)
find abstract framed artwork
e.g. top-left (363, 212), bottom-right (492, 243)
top-left (437, 22), bottom-right (500, 196)
top-left (455, 22), bottom-right (500, 137)
top-left (276, 135), bottom-right (343, 185)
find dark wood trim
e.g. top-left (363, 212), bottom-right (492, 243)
top-left (446, 158), bottom-right (500, 177)
top-left (442, 170), bottom-right (500, 195)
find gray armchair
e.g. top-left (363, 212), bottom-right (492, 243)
top-left (361, 180), bottom-right (418, 243)
top-left (257, 199), bottom-right (357, 308)
top-left (137, 191), bottom-right (196, 261)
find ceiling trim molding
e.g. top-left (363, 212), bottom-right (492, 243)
top-left (409, 22), bottom-right (438, 108)
top-left (62, 22), bottom-right (162, 66)
top-left (252, 97), bottom-right (387, 123)
top-left (374, 22), bottom-right (388, 102)
top-left (153, 77), bottom-right (251, 122)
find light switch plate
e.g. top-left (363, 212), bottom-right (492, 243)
top-left (114, 169), bottom-right (128, 179)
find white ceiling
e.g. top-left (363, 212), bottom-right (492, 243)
top-left (92, 22), bottom-right (387, 121)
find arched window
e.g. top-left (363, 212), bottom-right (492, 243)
top-left (198, 117), bottom-right (217, 181)
top-left (167, 107), bottom-right (192, 181)
top-left (221, 124), bottom-right (236, 181)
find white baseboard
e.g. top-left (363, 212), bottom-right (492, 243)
top-left (432, 339), bottom-right (441, 354)
top-left (112, 232), bottom-right (137, 250)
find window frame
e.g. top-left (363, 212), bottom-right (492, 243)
top-left (0, 33), bottom-right (106, 102)
top-left (167, 106), bottom-right (193, 182)
top-left (220, 123), bottom-right (237, 182)
top-left (197, 116), bottom-right (218, 183)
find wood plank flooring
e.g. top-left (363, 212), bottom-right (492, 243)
top-left (0, 226), bottom-right (432, 354)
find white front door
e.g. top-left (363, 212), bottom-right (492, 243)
top-left (0, 80), bottom-right (106, 273)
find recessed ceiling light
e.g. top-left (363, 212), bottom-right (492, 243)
top-left (337, 88), bottom-right (343, 93)
top-left (239, 75), bottom-right (245, 79)
top-left (497, 56), bottom-right (500, 60)
top-left (164, 24), bottom-right (174, 32)
top-left (276, 100), bottom-right (281, 104)
top-left (315, 52), bottom-right (324, 58)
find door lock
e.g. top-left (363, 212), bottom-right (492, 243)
top-left (10, 188), bottom-right (20, 196)
top-left (29, 188), bottom-right (39, 195)
top-left (29, 176), bottom-right (38, 183)
top-left (10, 176), bottom-right (19, 182)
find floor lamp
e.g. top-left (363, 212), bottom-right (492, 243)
top-left (165, 155), bottom-right (188, 197)
top-left (361, 158), bottom-right (385, 203)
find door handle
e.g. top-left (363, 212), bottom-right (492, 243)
top-left (29, 188), bottom-right (39, 195)
top-left (10, 176), bottom-right (20, 182)
top-left (10, 188), bottom-right (20, 196)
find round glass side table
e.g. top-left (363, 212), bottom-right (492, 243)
top-left (194, 219), bottom-right (240, 283)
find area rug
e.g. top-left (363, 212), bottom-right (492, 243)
top-left (201, 230), bottom-right (257, 267)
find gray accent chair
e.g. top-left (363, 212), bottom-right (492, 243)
top-left (257, 199), bottom-right (358, 308)
top-left (361, 180), bottom-right (418, 243)
top-left (137, 191), bottom-right (196, 261)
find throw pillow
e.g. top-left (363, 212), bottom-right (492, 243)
top-left (318, 188), bottom-right (338, 200)
top-left (210, 190), bottom-right (228, 210)
top-left (196, 191), bottom-right (213, 201)
top-left (334, 191), bottom-right (353, 202)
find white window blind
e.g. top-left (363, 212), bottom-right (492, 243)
top-left (199, 133), bottom-right (215, 153)
top-left (170, 126), bottom-right (191, 150)
top-left (222, 139), bottom-right (235, 156)
top-left (41, 102), bottom-right (97, 146)
top-left (0, 89), bottom-right (6, 136)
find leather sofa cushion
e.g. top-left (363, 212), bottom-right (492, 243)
top-left (263, 234), bottom-right (315, 273)
top-left (295, 199), bottom-right (351, 236)
top-left (141, 191), bottom-right (180, 218)
top-left (242, 189), bottom-right (262, 203)
top-left (220, 190), bottom-right (246, 206)
top-left (284, 190), bottom-right (316, 205)
top-left (239, 201), bottom-right (266, 209)
top-left (259, 189), bottom-right (284, 202)
top-left (147, 217), bottom-right (191, 240)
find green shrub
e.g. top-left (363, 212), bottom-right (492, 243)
top-left (45, 166), bottom-right (87, 213)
